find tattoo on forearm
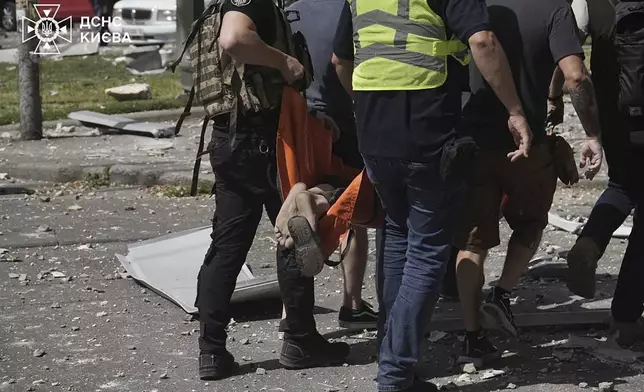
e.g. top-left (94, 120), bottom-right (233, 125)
top-left (569, 77), bottom-right (602, 139)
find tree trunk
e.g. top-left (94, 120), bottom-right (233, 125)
top-left (17, 1), bottom-right (42, 140)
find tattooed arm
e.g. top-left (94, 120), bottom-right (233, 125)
top-left (558, 54), bottom-right (603, 179)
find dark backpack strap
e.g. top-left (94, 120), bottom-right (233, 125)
top-left (190, 115), bottom-right (211, 196)
top-left (169, 1), bottom-right (221, 73)
top-left (175, 85), bottom-right (196, 136)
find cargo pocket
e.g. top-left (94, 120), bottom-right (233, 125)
top-left (208, 128), bottom-right (232, 169)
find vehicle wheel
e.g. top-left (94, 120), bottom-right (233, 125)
top-left (2, 2), bottom-right (16, 32)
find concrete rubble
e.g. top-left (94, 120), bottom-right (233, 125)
top-left (105, 83), bottom-right (153, 102)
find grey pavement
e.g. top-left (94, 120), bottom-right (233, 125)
top-left (0, 100), bottom-right (609, 190)
top-left (0, 116), bottom-right (211, 188)
top-left (1, 178), bottom-right (642, 392)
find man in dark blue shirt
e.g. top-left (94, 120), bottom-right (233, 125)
top-left (333, 1), bottom-right (532, 391)
top-left (284, 0), bottom-right (378, 331)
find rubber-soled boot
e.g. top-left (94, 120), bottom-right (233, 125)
top-left (279, 333), bottom-right (350, 369)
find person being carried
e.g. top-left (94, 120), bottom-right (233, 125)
top-left (274, 182), bottom-right (345, 277)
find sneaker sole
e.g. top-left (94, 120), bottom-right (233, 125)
top-left (288, 216), bottom-right (325, 277)
top-left (456, 351), bottom-right (501, 368)
top-left (279, 354), bottom-right (347, 370)
top-left (566, 239), bottom-right (600, 299)
top-left (338, 320), bottom-right (377, 330)
top-left (481, 303), bottom-right (518, 337)
top-left (199, 362), bottom-right (239, 381)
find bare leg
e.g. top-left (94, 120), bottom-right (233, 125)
top-left (456, 249), bottom-right (487, 331)
top-left (341, 226), bottom-right (369, 309)
top-left (497, 232), bottom-right (542, 292)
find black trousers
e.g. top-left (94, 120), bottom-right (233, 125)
top-left (579, 148), bottom-right (644, 323)
top-left (196, 117), bottom-right (316, 354)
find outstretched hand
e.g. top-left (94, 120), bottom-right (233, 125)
top-left (507, 114), bottom-right (533, 162)
top-left (579, 137), bottom-right (603, 180)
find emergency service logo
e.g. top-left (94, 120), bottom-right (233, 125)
top-left (20, 4), bottom-right (72, 55)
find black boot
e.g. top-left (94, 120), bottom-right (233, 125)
top-left (199, 350), bottom-right (239, 381)
top-left (198, 322), bottom-right (238, 380)
top-left (279, 333), bottom-right (350, 369)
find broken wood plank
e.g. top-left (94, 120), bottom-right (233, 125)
top-left (549, 212), bottom-right (633, 239)
top-left (429, 309), bottom-right (611, 332)
top-left (68, 110), bottom-right (174, 138)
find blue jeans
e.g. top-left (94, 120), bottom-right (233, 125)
top-left (364, 156), bottom-right (464, 392)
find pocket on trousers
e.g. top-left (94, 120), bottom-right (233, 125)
top-left (208, 128), bottom-right (232, 168)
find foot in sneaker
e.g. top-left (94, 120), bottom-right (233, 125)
top-left (609, 317), bottom-right (644, 348)
top-left (199, 350), bottom-right (239, 381)
top-left (566, 236), bottom-right (601, 299)
top-left (338, 300), bottom-right (378, 330)
top-left (457, 330), bottom-right (501, 368)
top-left (279, 333), bottom-right (350, 369)
top-left (288, 216), bottom-right (325, 277)
top-left (481, 286), bottom-right (518, 337)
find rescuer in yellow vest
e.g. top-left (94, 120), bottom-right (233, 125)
top-left (332, 0), bottom-right (533, 390)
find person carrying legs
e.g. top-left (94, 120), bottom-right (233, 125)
top-left (454, 0), bottom-right (604, 367)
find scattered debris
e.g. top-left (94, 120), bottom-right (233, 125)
top-left (506, 383), bottom-right (517, 390)
top-left (9, 273), bottom-right (20, 279)
top-left (456, 374), bottom-right (472, 384)
top-left (428, 330), bottom-right (447, 342)
top-left (462, 363), bottom-right (477, 374)
top-left (579, 382), bottom-right (589, 388)
top-left (96, 311), bottom-right (108, 318)
top-left (32, 349), bottom-right (46, 357)
top-left (37, 224), bottom-right (52, 233)
top-left (598, 382), bottom-right (615, 392)
top-left (480, 368), bottom-right (506, 380)
top-left (68, 205), bottom-right (83, 211)
top-left (255, 367), bottom-right (267, 375)
top-left (39, 196), bottom-right (51, 203)
top-left (68, 111), bottom-right (174, 138)
top-left (159, 372), bottom-right (169, 379)
top-left (50, 271), bottom-right (66, 278)
top-left (126, 50), bottom-right (165, 75)
top-left (240, 338), bottom-right (250, 345)
top-left (50, 303), bottom-right (61, 309)
top-left (0, 173), bottom-right (9, 180)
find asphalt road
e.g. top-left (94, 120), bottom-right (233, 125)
top-left (1, 182), bottom-right (642, 392)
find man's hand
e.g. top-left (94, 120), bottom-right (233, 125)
top-left (507, 114), bottom-right (533, 162)
top-left (546, 96), bottom-right (564, 132)
top-left (579, 137), bottom-right (603, 180)
top-left (315, 111), bottom-right (341, 142)
top-left (280, 55), bottom-right (304, 85)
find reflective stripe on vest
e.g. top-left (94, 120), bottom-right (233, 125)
top-left (349, 0), bottom-right (470, 91)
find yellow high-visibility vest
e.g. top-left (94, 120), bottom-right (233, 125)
top-left (348, 0), bottom-right (471, 91)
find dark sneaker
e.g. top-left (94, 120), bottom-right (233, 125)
top-left (609, 318), bottom-right (644, 348)
top-left (457, 331), bottom-right (501, 368)
top-left (199, 350), bottom-right (239, 381)
top-left (279, 333), bottom-right (350, 369)
top-left (288, 216), bottom-right (325, 277)
top-left (338, 300), bottom-right (378, 330)
top-left (481, 287), bottom-right (518, 337)
top-left (566, 236), bottom-right (602, 299)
